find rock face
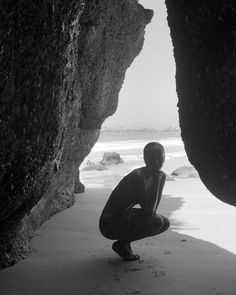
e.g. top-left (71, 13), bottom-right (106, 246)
top-left (0, 0), bottom-right (153, 268)
top-left (166, 0), bottom-right (236, 206)
top-left (2, 0), bottom-right (236, 269)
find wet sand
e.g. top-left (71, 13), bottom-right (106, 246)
top-left (1, 185), bottom-right (236, 295)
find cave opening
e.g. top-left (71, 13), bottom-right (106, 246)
top-left (103, 0), bottom-right (178, 131)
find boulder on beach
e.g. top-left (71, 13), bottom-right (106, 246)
top-left (82, 163), bottom-right (108, 171)
top-left (74, 180), bottom-right (85, 194)
top-left (171, 166), bottom-right (199, 178)
top-left (100, 152), bottom-right (124, 165)
top-left (74, 169), bottom-right (85, 193)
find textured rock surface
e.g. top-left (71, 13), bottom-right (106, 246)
top-left (0, 0), bottom-right (152, 268)
top-left (166, 0), bottom-right (236, 206)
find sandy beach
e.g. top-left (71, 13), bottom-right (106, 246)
top-left (1, 186), bottom-right (236, 295)
top-left (1, 132), bottom-right (236, 295)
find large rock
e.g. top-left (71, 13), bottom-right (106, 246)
top-left (100, 152), bottom-right (124, 165)
top-left (166, 0), bottom-right (236, 206)
top-left (171, 166), bottom-right (199, 178)
top-left (0, 0), bottom-right (153, 268)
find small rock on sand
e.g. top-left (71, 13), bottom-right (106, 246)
top-left (171, 165), bottom-right (199, 178)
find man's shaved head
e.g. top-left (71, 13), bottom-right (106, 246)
top-left (143, 142), bottom-right (165, 170)
top-left (143, 142), bottom-right (164, 158)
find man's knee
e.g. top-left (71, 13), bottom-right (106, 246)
top-left (150, 214), bottom-right (170, 233)
top-left (161, 216), bottom-right (170, 232)
top-left (149, 214), bottom-right (165, 231)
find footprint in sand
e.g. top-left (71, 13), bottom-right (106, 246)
top-left (123, 267), bottom-right (142, 272)
top-left (163, 250), bottom-right (174, 255)
top-left (125, 289), bottom-right (140, 294)
top-left (147, 265), bottom-right (154, 269)
top-left (152, 270), bottom-right (166, 277)
top-left (113, 275), bottom-right (121, 282)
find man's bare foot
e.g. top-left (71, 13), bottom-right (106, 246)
top-left (112, 241), bottom-right (140, 261)
top-left (126, 242), bottom-right (140, 260)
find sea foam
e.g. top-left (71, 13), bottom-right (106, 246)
top-left (91, 137), bottom-right (184, 153)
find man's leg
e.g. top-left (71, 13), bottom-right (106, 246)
top-left (124, 214), bottom-right (170, 242)
top-left (100, 214), bottom-right (170, 260)
top-left (113, 214), bottom-right (169, 260)
top-left (99, 215), bottom-right (141, 260)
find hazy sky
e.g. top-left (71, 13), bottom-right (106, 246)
top-left (103, 0), bottom-right (179, 129)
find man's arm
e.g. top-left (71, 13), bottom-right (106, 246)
top-left (153, 172), bottom-right (166, 213)
top-left (136, 171), bottom-right (166, 215)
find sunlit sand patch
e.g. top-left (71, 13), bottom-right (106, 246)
top-left (167, 179), bottom-right (236, 255)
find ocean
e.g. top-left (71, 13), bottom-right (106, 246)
top-left (82, 130), bottom-right (185, 170)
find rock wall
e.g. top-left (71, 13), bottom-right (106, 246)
top-left (166, 0), bottom-right (236, 206)
top-left (0, 0), bottom-right (153, 268)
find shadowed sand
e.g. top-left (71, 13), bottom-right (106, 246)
top-left (0, 187), bottom-right (236, 295)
